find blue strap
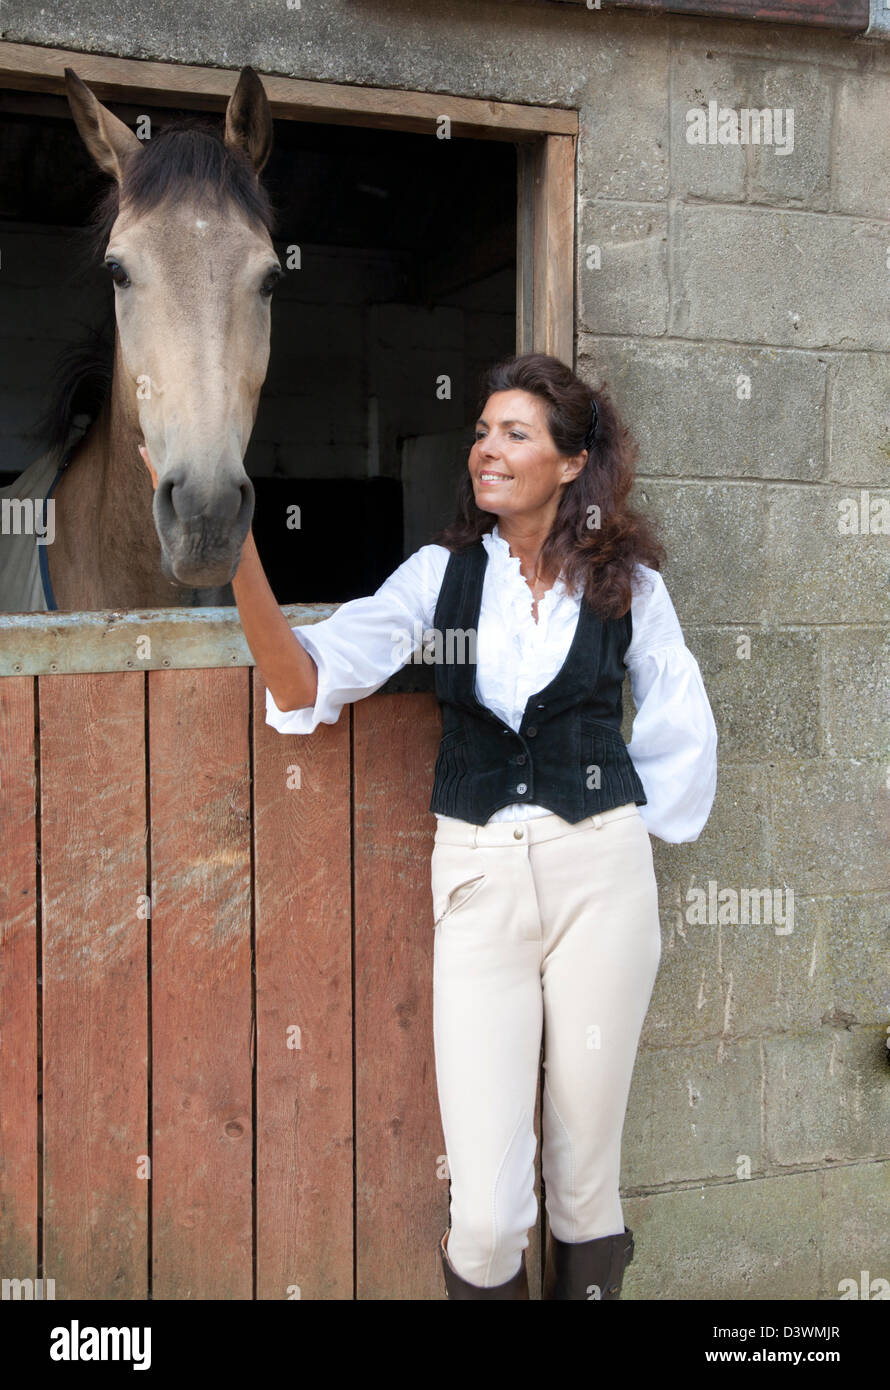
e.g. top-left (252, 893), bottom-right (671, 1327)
top-left (38, 465), bottom-right (66, 611)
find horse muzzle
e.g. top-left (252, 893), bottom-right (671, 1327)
top-left (154, 471), bottom-right (255, 588)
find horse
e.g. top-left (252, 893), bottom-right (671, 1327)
top-left (0, 65), bottom-right (280, 613)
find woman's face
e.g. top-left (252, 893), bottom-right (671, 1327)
top-left (469, 389), bottom-right (585, 522)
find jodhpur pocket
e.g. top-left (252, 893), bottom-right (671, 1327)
top-left (430, 846), bottom-right (486, 927)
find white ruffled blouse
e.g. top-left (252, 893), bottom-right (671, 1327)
top-left (265, 523), bottom-right (718, 843)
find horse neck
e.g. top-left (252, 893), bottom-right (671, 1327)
top-left (101, 332), bottom-right (143, 480)
top-left (53, 333), bottom-right (192, 609)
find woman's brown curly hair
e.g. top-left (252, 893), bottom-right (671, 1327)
top-left (430, 352), bottom-right (666, 620)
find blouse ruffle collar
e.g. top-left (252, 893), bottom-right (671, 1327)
top-left (481, 522), bottom-right (567, 621)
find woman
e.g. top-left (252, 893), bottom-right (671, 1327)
top-left (142, 351), bottom-right (718, 1300)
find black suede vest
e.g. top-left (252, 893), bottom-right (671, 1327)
top-left (428, 541), bottom-right (648, 826)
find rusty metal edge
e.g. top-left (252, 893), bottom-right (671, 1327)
top-left (0, 604), bottom-right (339, 676)
top-left (865, 0), bottom-right (890, 33)
top-left (551, 0), bottom-right (869, 30)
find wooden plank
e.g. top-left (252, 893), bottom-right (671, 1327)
top-left (0, 603), bottom-right (336, 678)
top-left (353, 691), bottom-right (446, 1299)
top-left (0, 677), bottom-right (38, 1283)
top-left (548, 0), bottom-right (868, 28)
top-left (0, 606), bottom-right (474, 682)
top-left (149, 666), bottom-right (253, 1298)
top-left (532, 134), bottom-right (576, 365)
top-left (252, 666), bottom-right (354, 1300)
top-left (0, 40), bottom-right (578, 141)
top-left (39, 671), bottom-right (148, 1298)
top-left (516, 144), bottom-right (537, 355)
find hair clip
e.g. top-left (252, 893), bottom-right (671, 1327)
top-left (584, 397), bottom-right (599, 452)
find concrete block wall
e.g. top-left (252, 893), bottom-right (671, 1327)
top-left (3, 0), bottom-right (888, 1298)
top-left (581, 17), bottom-right (890, 1299)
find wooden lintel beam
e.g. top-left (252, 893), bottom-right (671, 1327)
top-left (0, 40), bottom-right (578, 143)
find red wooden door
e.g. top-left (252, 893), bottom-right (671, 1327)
top-left (1, 668), bottom-right (544, 1298)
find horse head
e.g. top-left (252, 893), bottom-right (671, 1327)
top-left (64, 66), bottom-right (280, 591)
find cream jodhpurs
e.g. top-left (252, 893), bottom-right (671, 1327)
top-left (430, 801), bottom-right (662, 1289)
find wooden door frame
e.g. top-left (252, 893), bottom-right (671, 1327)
top-left (0, 40), bottom-right (577, 369)
top-left (516, 135), bottom-right (576, 364)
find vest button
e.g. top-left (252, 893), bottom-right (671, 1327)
top-left (513, 828), bottom-right (524, 839)
top-left (526, 726), bottom-right (537, 737)
top-left (516, 783), bottom-right (528, 795)
top-left (516, 754), bottom-right (527, 765)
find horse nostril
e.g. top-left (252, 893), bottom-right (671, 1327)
top-left (238, 477), bottom-right (255, 520)
top-left (155, 470), bottom-right (177, 513)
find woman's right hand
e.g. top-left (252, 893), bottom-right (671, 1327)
top-left (230, 521), bottom-right (319, 713)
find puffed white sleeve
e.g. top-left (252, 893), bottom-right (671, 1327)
top-left (624, 567), bottom-right (718, 843)
top-left (264, 544), bottom-right (448, 736)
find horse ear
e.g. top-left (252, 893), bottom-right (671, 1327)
top-left (64, 68), bottom-right (142, 183)
top-left (224, 66), bottom-right (273, 174)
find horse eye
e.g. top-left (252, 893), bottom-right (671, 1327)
top-left (104, 259), bottom-right (130, 287)
top-left (260, 266), bottom-right (283, 298)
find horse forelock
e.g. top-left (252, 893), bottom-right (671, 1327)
top-left (86, 117), bottom-right (277, 259)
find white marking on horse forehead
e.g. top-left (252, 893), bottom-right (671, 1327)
top-left (195, 218), bottom-right (210, 233)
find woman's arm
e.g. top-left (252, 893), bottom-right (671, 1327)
top-left (263, 542), bottom-right (448, 737)
top-left (138, 445), bottom-right (316, 712)
top-left (231, 527), bottom-right (318, 712)
top-left (624, 566), bottom-right (718, 843)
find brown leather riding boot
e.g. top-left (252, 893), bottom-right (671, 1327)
top-left (439, 1229), bottom-right (530, 1299)
top-left (542, 1225), bottom-right (635, 1300)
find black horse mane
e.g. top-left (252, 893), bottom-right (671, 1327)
top-left (33, 320), bottom-right (115, 459)
top-left (34, 116), bottom-right (277, 459)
